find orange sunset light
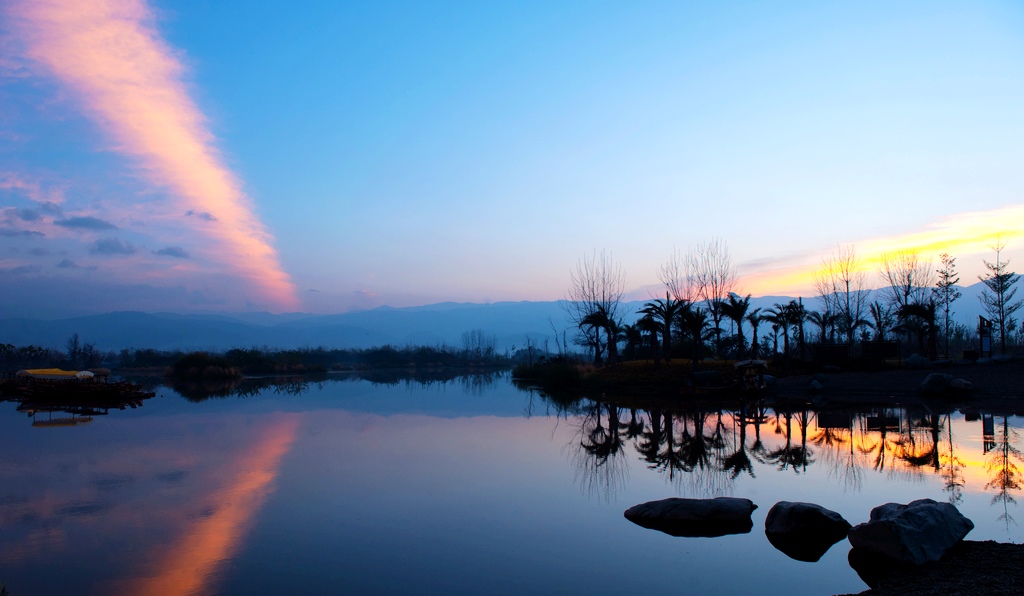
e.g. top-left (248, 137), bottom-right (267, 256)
top-left (743, 204), bottom-right (1024, 297)
top-left (7, 0), bottom-right (299, 309)
top-left (117, 415), bottom-right (301, 596)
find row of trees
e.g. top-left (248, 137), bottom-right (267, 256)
top-left (2, 329), bottom-right (512, 374)
top-left (566, 238), bottom-right (1022, 365)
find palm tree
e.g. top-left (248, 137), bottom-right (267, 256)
top-left (784, 300), bottom-right (808, 359)
top-left (641, 293), bottom-right (684, 363)
top-left (807, 310), bottom-right (836, 344)
top-left (635, 313), bottom-right (662, 363)
top-left (721, 294), bottom-right (752, 358)
top-left (620, 323), bottom-right (643, 360)
top-left (868, 301), bottom-right (894, 342)
top-left (677, 303), bottom-right (712, 371)
top-left (897, 301), bottom-right (938, 359)
top-left (764, 304), bottom-right (791, 358)
top-left (746, 308), bottom-right (763, 359)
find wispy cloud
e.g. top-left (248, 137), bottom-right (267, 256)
top-left (184, 210), bottom-right (217, 222)
top-left (0, 228), bottom-right (44, 237)
top-left (90, 237), bottom-right (136, 255)
top-left (153, 245), bottom-right (189, 259)
top-left (54, 216), bottom-right (117, 230)
top-left (6, 0), bottom-right (298, 309)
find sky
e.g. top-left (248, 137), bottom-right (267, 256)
top-left (1, 0), bottom-right (1022, 316)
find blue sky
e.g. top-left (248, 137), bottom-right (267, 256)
top-left (1, 0), bottom-right (1023, 315)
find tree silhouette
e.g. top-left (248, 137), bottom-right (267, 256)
top-left (814, 245), bottom-right (868, 345)
top-left (978, 240), bottom-right (1022, 354)
top-left (897, 301), bottom-right (938, 359)
top-left (807, 310), bottom-right (836, 344)
top-left (721, 294), bottom-right (752, 358)
top-left (868, 301), bottom-right (895, 342)
top-left (722, 404), bottom-right (756, 479)
top-left (689, 238), bottom-right (736, 357)
top-left (566, 250), bottom-right (626, 365)
top-left (635, 313), bottom-right (662, 363)
top-left (940, 413), bottom-right (965, 505)
top-left (933, 253), bottom-right (962, 357)
top-left (764, 304), bottom-right (791, 358)
top-left (985, 416), bottom-right (1023, 532)
top-left (677, 303), bottom-right (712, 370)
top-left (641, 293), bottom-right (684, 363)
top-left (746, 308), bottom-right (763, 358)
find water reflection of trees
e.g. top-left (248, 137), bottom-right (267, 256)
top-left (160, 370), bottom-right (507, 401)
top-left (571, 402), bottom-right (629, 502)
top-left (549, 390), bottom-right (1024, 518)
top-left (985, 416), bottom-right (1023, 531)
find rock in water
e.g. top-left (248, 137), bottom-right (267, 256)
top-left (764, 501), bottom-right (852, 562)
top-left (847, 499), bottom-right (974, 565)
top-left (624, 497), bottom-right (757, 538)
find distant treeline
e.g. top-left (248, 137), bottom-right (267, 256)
top-left (1, 334), bottom-right (515, 376)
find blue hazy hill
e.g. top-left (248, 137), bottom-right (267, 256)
top-left (0, 284), bottom-right (987, 352)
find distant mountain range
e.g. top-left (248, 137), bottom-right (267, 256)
top-left (0, 283), bottom-right (990, 352)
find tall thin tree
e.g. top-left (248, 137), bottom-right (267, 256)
top-left (932, 253), bottom-right (961, 357)
top-left (978, 240), bottom-right (1023, 355)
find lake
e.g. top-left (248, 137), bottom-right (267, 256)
top-left (0, 371), bottom-right (1020, 595)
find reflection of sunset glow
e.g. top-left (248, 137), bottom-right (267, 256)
top-left (6, 0), bottom-right (298, 309)
top-left (743, 205), bottom-right (1024, 297)
top-left (118, 415), bottom-right (300, 596)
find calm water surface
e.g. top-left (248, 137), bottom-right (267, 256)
top-left (1, 372), bottom-right (1021, 595)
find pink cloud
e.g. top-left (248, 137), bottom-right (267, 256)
top-left (0, 172), bottom-right (65, 204)
top-left (6, 0), bottom-right (299, 310)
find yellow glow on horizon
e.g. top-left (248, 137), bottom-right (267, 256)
top-left (742, 204), bottom-right (1024, 297)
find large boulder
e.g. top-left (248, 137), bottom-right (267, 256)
top-left (847, 499), bottom-right (974, 565)
top-left (624, 497), bottom-right (757, 538)
top-left (764, 501), bottom-right (852, 562)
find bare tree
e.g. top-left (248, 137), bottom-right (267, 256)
top-left (878, 250), bottom-right (934, 309)
top-left (687, 238), bottom-right (736, 356)
top-left (978, 240), bottom-right (1022, 355)
top-left (813, 245), bottom-right (867, 345)
top-left (658, 247), bottom-right (696, 302)
top-left (565, 250), bottom-right (626, 365)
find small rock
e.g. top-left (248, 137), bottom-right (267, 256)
top-left (847, 498), bottom-right (974, 565)
top-left (919, 373), bottom-right (953, 394)
top-left (808, 379), bottom-right (824, 393)
top-left (624, 497), bottom-right (757, 538)
top-left (904, 354), bottom-right (932, 370)
top-left (765, 501), bottom-right (852, 562)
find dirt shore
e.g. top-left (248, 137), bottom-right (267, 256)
top-left (772, 358), bottom-right (1024, 411)
top-left (840, 540), bottom-right (1024, 595)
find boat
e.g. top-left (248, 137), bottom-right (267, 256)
top-left (0, 368), bottom-right (155, 402)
